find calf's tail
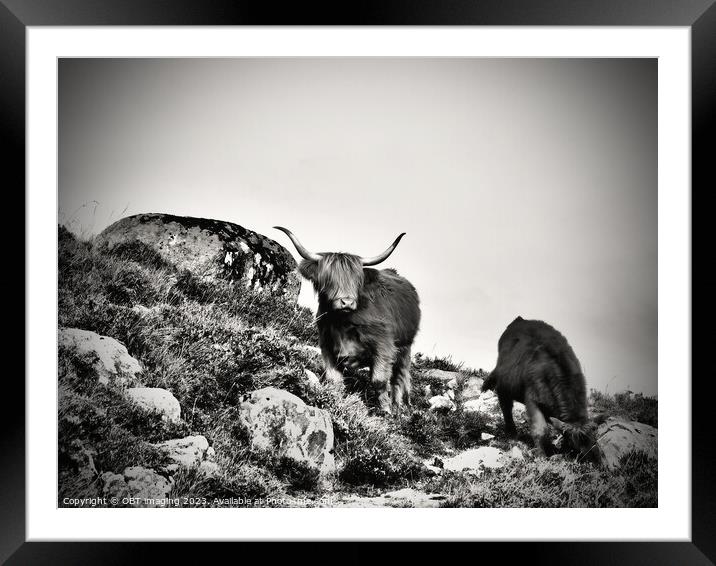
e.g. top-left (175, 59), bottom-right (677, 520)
top-left (482, 371), bottom-right (498, 392)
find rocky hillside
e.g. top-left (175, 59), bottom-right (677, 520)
top-left (58, 215), bottom-right (658, 508)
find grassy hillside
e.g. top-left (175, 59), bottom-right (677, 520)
top-left (58, 226), bottom-right (657, 507)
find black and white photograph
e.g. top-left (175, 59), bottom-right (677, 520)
top-left (56, 56), bottom-right (659, 510)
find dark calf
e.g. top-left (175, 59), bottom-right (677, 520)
top-left (482, 316), bottom-right (602, 465)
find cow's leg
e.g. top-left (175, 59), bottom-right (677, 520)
top-left (498, 393), bottom-right (517, 437)
top-left (371, 343), bottom-right (397, 415)
top-left (391, 347), bottom-right (412, 416)
top-left (525, 393), bottom-right (552, 457)
top-left (320, 345), bottom-right (344, 388)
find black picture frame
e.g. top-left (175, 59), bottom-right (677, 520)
top-left (6, 1), bottom-right (711, 563)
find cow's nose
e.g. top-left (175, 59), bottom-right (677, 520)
top-left (337, 298), bottom-right (356, 310)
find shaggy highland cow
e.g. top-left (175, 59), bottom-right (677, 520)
top-left (482, 316), bottom-right (602, 464)
top-left (275, 227), bottom-right (420, 415)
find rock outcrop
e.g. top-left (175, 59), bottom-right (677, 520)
top-left (597, 417), bottom-right (658, 469)
top-left (238, 387), bottom-right (335, 475)
top-left (59, 327), bottom-right (142, 387)
top-left (97, 213), bottom-right (300, 298)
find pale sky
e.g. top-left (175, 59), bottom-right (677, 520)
top-left (59, 58), bottom-right (657, 395)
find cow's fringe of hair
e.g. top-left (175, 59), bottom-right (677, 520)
top-left (315, 253), bottom-right (364, 296)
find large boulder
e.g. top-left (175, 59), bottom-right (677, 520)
top-left (597, 417), bottom-right (658, 469)
top-left (125, 387), bottom-right (182, 424)
top-left (238, 387), bottom-right (335, 475)
top-left (101, 466), bottom-right (173, 507)
top-left (97, 213), bottom-right (300, 298)
top-left (59, 327), bottom-right (142, 387)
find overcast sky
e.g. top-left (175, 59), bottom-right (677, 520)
top-left (59, 58), bottom-right (657, 395)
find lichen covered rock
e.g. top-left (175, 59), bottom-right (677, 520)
top-left (101, 466), bottom-right (173, 507)
top-left (125, 387), bottom-right (181, 423)
top-left (238, 387), bottom-right (335, 475)
top-left (97, 213), bottom-right (300, 298)
top-left (597, 417), bottom-right (658, 469)
top-left (428, 395), bottom-right (456, 412)
top-left (155, 435), bottom-right (210, 473)
top-left (59, 327), bottom-right (142, 387)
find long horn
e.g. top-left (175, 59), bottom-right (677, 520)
top-left (273, 226), bottom-right (322, 261)
top-left (360, 233), bottom-right (406, 266)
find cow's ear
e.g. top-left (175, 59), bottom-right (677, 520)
top-left (298, 259), bottom-right (319, 283)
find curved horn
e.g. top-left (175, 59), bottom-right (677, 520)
top-left (273, 226), bottom-right (321, 261)
top-left (360, 233), bottom-right (406, 266)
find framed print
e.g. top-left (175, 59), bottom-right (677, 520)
top-left (7, 0), bottom-right (711, 563)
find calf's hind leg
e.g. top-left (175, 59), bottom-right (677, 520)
top-left (498, 393), bottom-right (517, 436)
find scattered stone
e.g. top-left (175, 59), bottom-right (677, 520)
top-left (97, 213), bottom-right (300, 298)
top-left (481, 432), bottom-right (495, 441)
top-left (446, 378), bottom-right (458, 390)
top-left (125, 387), bottom-right (181, 423)
top-left (463, 390), bottom-right (527, 423)
top-left (597, 418), bottom-right (658, 469)
top-left (155, 435), bottom-right (209, 473)
top-left (423, 369), bottom-right (463, 383)
top-left (442, 446), bottom-right (506, 472)
top-left (429, 395), bottom-right (456, 412)
top-left (423, 385), bottom-right (432, 398)
top-left (446, 389), bottom-right (455, 401)
top-left (462, 375), bottom-right (485, 400)
top-left (102, 466), bottom-right (173, 507)
top-left (334, 488), bottom-right (446, 508)
top-left (59, 327), bottom-right (142, 387)
top-left (384, 488), bottom-right (446, 508)
top-left (509, 446), bottom-right (525, 461)
top-left (463, 391), bottom-right (499, 414)
top-left (423, 458), bottom-right (443, 475)
top-left (303, 369), bottom-right (321, 388)
top-left (238, 387), bottom-right (335, 475)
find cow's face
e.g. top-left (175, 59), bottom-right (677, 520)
top-left (273, 226), bottom-right (406, 312)
top-left (552, 418), bottom-right (603, 466)
top-left (299, 253), bottom-right (364, 312)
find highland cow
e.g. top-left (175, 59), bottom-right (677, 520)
top-left (275, 227), bottom-right (420, 415)
top-left (482, 316), bottom-right (602, 464)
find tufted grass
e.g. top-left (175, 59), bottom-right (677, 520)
top-left (589, 389), bottom-right (658, 427)
top-left (426, 450), bottom-right (657, 508)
